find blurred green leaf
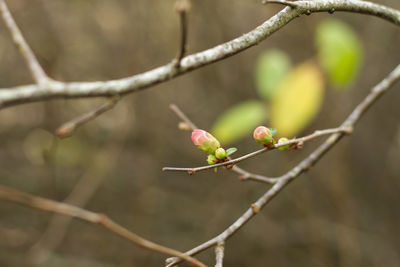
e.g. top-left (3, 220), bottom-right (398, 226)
top-left (226, 147), bottom-right (238, 156)
top-left (255, 49), bottom-right (292, 100)
top-left (316, 18), bottom-right (363, 89)
top-left (212, 100), bottom-right (267, 144)
top-left (270, 61), bottom-right (324, 137)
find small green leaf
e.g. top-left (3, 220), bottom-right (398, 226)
top-left (315, 19), bottom-right (363, 89)
top-left (270, 61), bottom-right (324, 137)
top-left (226, 147), bottom-right (238, 156)
top-left (255, 49), bottom-right (292, 100)
top-left (269, 128), bottom-right (277, 137)
top-left (211, 100), bottom-right (267, 144)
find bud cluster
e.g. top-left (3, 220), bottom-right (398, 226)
top-left (253, 126), bottom-right (291, 150)
top-left (191, 129), bottom-right (228, 165)
top-left (191, 126), bottom-right (291, 167)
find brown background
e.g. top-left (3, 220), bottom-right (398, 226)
top-left (1, 0), bottom-right (400, 266)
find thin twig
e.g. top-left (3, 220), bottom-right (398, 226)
top-left (170, 104), bottom-right (197, 130)
top-left (231, 165), bottom-right (278, 184)
top-left (262, 0), bottom-right (299, 8)
top-left (215, 242), bottom-right (225, 267)
top-left (165, 63), bottom-right (400, 266)
top-left (162, 127), bottom-right (351, 174)
top-left (174, 0), bottom-right (190, 67)
top-left (1, 0), bottom-right (399, 108)
top-left (56, 96), bottom-right (119, 138)
top-left (167, 104), bottom-right (279, 183)
top-left (0, 185), bottom-right (207, 267)
top-left (0, 0), bottom-right (49, 85)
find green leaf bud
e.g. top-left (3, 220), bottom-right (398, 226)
top-left (278, 137), bottom-right (290, 151)
top-left (215, 148), bottom-right (227, 160)
top-left (207, 154), bottom-right (217, 165)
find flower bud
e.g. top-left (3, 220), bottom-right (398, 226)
top-left (278, 137), bottom-right (290, 151)
top-left (191, 129), bottom-right (221, 155)
top-left (215, 148), bottom-right (227, 160)
top-left (207, 154), bottom-right (217, 165)
top-left (253, 126), bottom-right (274, 146)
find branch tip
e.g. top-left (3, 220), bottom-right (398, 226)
top-left (262, 0), bottom-right (299, 8)
top-left (238, 175), bottom-right (249, 181)
top-left (174, 0), bottom-right (190, 67)
top-left (178, 122), bottom-right (192, 131)
top-left (175, 0), bottom-right (191, 14)
top-left (55, 97), bottom-right (118, 139)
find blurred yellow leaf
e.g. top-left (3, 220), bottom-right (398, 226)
top-left (270, 61), bottom-right (324, 137)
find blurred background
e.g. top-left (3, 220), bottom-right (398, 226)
top-left (0, 0), bottom-right (400, 266)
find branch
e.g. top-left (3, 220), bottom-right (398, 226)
top-left (0, 0), bottom-right (399, 108)
top-left (165, 63), bottom-right (400, 266)
top-left (214, 242), bottom-right (225, 267)
top-left (169, 104), bottom-right (197, 131)
top-left (162, 127), bottom-right (352, 174)
top-left (0, 0), bottom-right (50, 85)
top-left (0, 185), bottom-right (207, 267)
top-left (231, 165), bottom-right (278, 184)
top-left (168, 104), bottom-right (279, 184)
top-left (55, 96), bottom-right (119, 138)
top-left (174, 0), bottom-right (190, 66)
top-left (263, 0), bottom-right (299, 8)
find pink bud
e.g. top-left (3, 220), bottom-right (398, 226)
top-left (253, 126), bottom-right (274, 147)
top-left (191, 129), bottom-right (221, 155)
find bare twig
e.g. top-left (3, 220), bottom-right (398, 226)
top-left (56, 96), bottom-right (119, 138)
top-left (165, 64), bottom-right (400, 266)
top-left (169, 104), bottom-right (278, 184)
top-left (170, 104), bottom-right (197, 130)
top-left (262, 0), bottom-right (299, 8)
top-left (168, 104), bottom-right (279, 183)
top-left (174, 0), bottom-right (190, 66)
top-left (215, 242), bottom-right (225, 267)
top-left (0, 0), bottom-right (399, 108)
top-left (0, 185), bottom-right (207, 267)
top-left (0, 0), bottom-right (49, 85)
top-left (162, 127), bottom-right (351, 174)
top-left (231, 165), bottom-right (278, 184)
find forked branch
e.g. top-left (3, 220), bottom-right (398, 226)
top-left (168, 104), bottom-right (279, 184)
top-left (162, 126), bottom-right (352, 175)
top-left (165, 64), bottom-right (400, 266)
top-left (0, 0), bottom-right (399, 108)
